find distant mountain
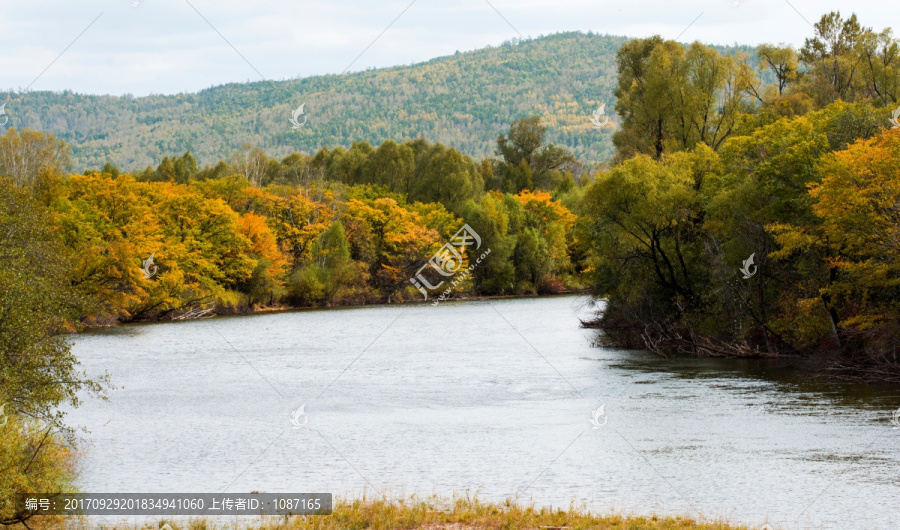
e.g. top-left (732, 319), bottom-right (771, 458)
top-left (0, 32), bottom-right (757, 170)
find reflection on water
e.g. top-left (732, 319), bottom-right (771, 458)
top-left (68, 296), bottom-right (900, 529)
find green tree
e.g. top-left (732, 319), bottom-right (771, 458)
top-left (514, 227), bottom-right (550, 292)
top-left (757, 44), bottom-right (799, 96)
top-left (613, 38), bottom-right (755, 160)
top-left (495, 117), bottom-right (575, 192)
top-left (463, 192), bottom-right (517, 294)
top-left (246, 259), bottom-right (283, 307)
top-left (289, 221), bottom-right (359, 305)
top-left (497, 116), bottom-right (545, 169)
top-left (799, 11), bottom-right (870, 105)
top-left (0, 179), bottom-right (104, 526)
top-left (102, 161), bottom-right (121, 177)
top-left (154, 155), bottom-right (176, 182)
top-left (411, 144), bottom-right (483, 212)
top-left (358, 140), bottom-right (415, 194)
top-left (857, 28), bottom-right (900, 105)
top-left (173, 150), bottom-right (199, 184)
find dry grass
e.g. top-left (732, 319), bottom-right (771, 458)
top-left (61, 496), bottom-right (757, 530)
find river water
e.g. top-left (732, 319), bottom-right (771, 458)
top-left (67, 295), bottom-right (899, 529)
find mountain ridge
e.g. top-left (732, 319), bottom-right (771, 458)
top-left (0, 31), bottom-right (756, 169)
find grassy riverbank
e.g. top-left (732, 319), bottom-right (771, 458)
top-left (75, 498), bottom-right (755, 530)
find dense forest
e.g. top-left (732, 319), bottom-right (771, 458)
top-left (580, 12), bottom-right (900, 381)
top-left (4, 9), bottom-right (900, 526)
top-left (0, 32), bottom-right (760, 170)
top-left (0, 116), bottom-right (587, 330)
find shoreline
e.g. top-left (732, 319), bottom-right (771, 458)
top-left (80, 497), bottom-right (756, 530)
top-left (81, 290), bottom-right (594, 328)
top-left (77, 290), bottom-right (899, 384)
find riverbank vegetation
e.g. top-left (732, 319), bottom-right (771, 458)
top-left (0, 181), bottom-right (104, 526)
top-left (0, 115), bottom-right (586, 326)
top-left (90, 497), bottom-right (750, 530)
top-left (578, 11), bottom-right (900, 383)
top-left (5, 14), bottom-right (897, 379)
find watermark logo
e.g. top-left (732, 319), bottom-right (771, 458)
top-left (291, 404), bottom-right (308, 428)
top-left (0, 103), bottom-right (7, 126)
top-left (589, 404), bottom-right (607, 428)
top-left (890, 106), bottom-right (900, 129)
top-left (891, 407), bottom-right (900, 429)
top-left (131, 0), bottom-right (141, 7)
top-left (289, 103), bottom-right (307, 129)
top-left (740, 253), bottom-right (757, 279)
top-left (160, 524), bottom-right (173, 530)
top-left (429, 243), bottom-right (463, 276)
top-left (0, 403), bottom-right (7, 428)
top-left (757, 524), bottom-right (773, 530)
top-left (409, 224), bottom-right (490, 303)
top-left (140, 253), bottom-right (158, 279)
top-left (590, 104), bottom-right (609, 129)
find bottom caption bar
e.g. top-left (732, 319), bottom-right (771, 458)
top-left (15, 493), bottom-right (332, 516)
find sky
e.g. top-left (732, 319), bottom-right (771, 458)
top-left (0, 0), bottom-right (892, 97)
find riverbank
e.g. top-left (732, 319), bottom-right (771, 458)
top-left (580, 311), bottom-right (900, 385)
top-left (79, 498), bottom-right (754, 530)
top-left (80, 288), bottom-right (900, 384)
top-left (81, 290), bottom-right (592, 328)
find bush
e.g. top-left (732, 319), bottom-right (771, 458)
top-left (0, 417), bottom-right (78, 527)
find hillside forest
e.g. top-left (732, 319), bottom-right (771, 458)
top-left (0, 33), bottom-right (764, 170)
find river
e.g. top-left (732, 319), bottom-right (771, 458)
top-left (67, 295), bottom-right (900, 529)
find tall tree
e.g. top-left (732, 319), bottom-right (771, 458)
top-left (857, 28), bottom-right (900, 105)
top-left (800, 11), bottom-right (869, 105)
top-left (231, 143), bottom-right (269, 187)
top-left (0, 179), bottom-right (104, 526)
top-left (613, 38), bottom-right (754, 160)
top-left (173, 151), bottom-right (200, 183)
top-left (0, 128), bottom-right (71, 188)
top-left (757, 44), bottom-right (799, 96)
top-left (495, 117), bottom-right (576, 192)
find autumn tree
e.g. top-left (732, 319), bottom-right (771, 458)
top-left (343, 197), bottom-right (443, 301)
top-left (772, 129), bottom-right (900, 367)
top-left (0, 128), bottom-right (71, 188)
top-left (515, 189), bottom-right (576, 289)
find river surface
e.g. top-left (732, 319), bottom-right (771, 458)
top-left (67, 295), bottom-right (900, 529)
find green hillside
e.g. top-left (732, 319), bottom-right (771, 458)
top-left (0, 32), bottom-right (756, 170)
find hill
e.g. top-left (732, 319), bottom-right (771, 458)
top-left (0, 32), bottom-right (757, 170)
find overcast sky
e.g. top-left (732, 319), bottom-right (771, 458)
top-left (0, 0), bottom-right (892, 96)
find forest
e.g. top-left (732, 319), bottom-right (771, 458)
top-left (581, 11), bottom-right (900, 381)
top-left (0, 32), bottom-right (760, 170)
top-left (0, 115), bottom-right (586, 330)
top-left (3, 9), bottom-right (900, 525)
